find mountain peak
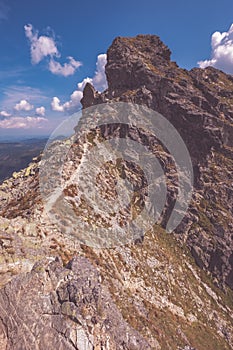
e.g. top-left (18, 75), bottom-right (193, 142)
top-left (81, 34), bottom-right (233, 291)
top-left (105, 34), bottom-right (173, 92)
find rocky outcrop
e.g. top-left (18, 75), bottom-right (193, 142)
top-left (0, 256), bottom-right (153, 349)
top-left (85, 35), bottom-right (231, 166)
top-left (0, 228), bottom-right (232, 349)
top-left (82, 35), bottom-right (233, 290)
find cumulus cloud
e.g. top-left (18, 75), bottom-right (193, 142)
top-left (49, 57), bottom-right (82, 77)
top-left (51, 97), bottom-right (65, 112)
top-left (0, 116), bottom-right (47, 129)
top-left (51, 91), bottom-right (83, 112)
top-left (14, 99), bottom-right (34, 112)
top-left (2, 85), bottom-right (48, 109)
top-left (51, 54), bottom-right (107, 112)
top-left (92, 53), bottom-right (108, 91)
top-left (198, 24), bottom-right (233, 74)
top-left (35, 106), bottom-right (45, 116)
top-left (24, 24), bottom-right (82, 76)
top-left (24, 24), bottom-right (59, 64)
top-left (0, 99), bottom-right (48, 129)
top-left (77, 54), bottom-right (107, 91)
top-left (0, 110), bottom-right (11, 117)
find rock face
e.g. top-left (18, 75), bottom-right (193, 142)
top-left (0, 256), bottom-right (152, 349)
top-left (83, 34), bottom-right (233, 290)
top-left (0, 34), bottom-right (233, 349)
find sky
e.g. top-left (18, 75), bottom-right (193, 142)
top-left (0, 0), bottom-right (233, 139)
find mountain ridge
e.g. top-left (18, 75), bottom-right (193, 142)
top-left (82, 34), bottom-right (233, 289)
top-left (0, 34), bottom-right (232, 349)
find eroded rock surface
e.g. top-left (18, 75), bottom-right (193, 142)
top-left (0, 256), bottom-right (154, 350)
top-left (82, 35), bottom-right (233, 290)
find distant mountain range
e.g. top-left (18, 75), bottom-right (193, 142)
top-left (0, 138), bottom-right (47, 183)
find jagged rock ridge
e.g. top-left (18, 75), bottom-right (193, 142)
top-left (0, 34), bottom-right (232, 349)
top-left (82, 34), bottom-right (233, 290)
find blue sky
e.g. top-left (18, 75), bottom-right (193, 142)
top-left (0, 0), bottom-right (233, 138)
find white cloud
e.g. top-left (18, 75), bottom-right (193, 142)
top-left (77, 54), bottom-right (107, 92)
top-left (51, 54), bottom-right (107, 113)
top-left (14, 99), bottom-right (34, 112)
top-left (24, 24), bottom-right (82, 76)
top-left (49, 56), bottom-right (82, 77)
top-left (76, 77), bottom-right (93, 91)
top-left (24, 24), bottom-right (59, 64)
top-left (51, 97), bottom-right (65, 112)
top-left (92, 53), bottom-right (108, 91)
top-left (1, 85), bottom-right (48, 108)
top-left (36, 106), bottom-right (45, 116)
top-left (0, 116), bottom-right (47, 129)
top-left (51, 90), bottom-right (83, 112)
top-left (198, 24), bottom-right (233, 74)
top-left (63, 90), bottom-right (83, 110)
top-left (0, 110), bottom-right (11, 117)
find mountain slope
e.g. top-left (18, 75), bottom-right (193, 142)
top-left (82, 35), bottom-right (233, 289)
top-left (0, 139), bottom-right (47, 183)
top-left (0, 35), bottom-right (232, 349)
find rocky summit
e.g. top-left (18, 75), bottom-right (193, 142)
top-left (0, 34), bottom-right (233, 349)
